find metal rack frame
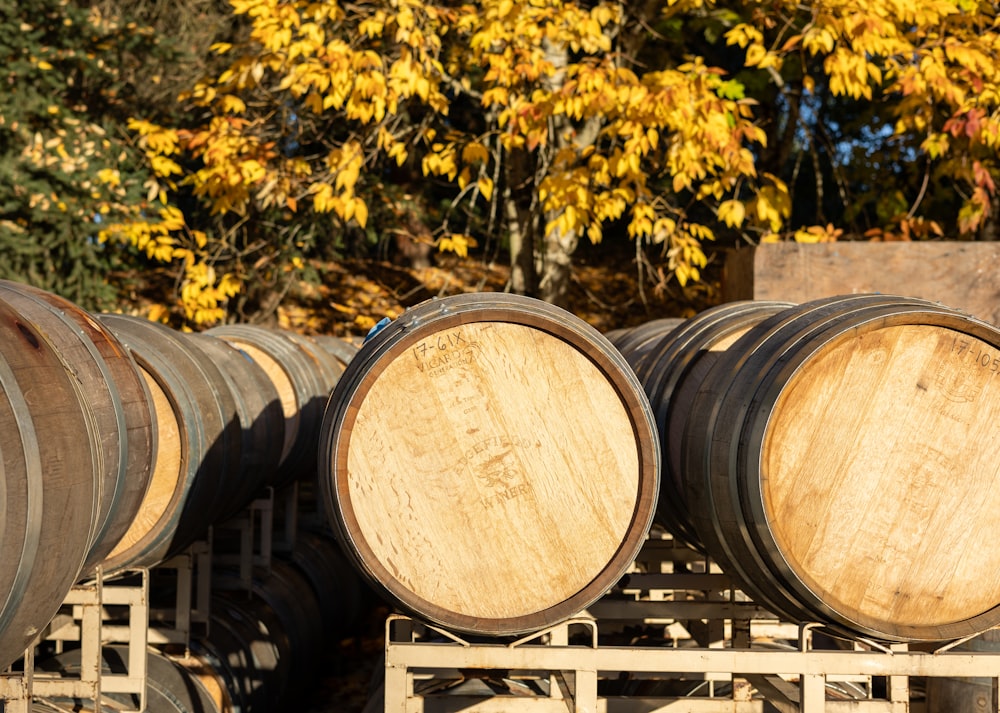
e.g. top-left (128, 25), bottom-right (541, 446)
top-left (382, 616), bottom-right (1000, 712)
top-left (0, 538), bottom-right (216, 713)
top-left (0, 570), bottom-right (150, 713)
top-left (379, 534), bottom-right (1000, 713)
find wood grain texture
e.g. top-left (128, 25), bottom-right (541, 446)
top-left (0, 299), bottom-right (97, 669)
top-left (721, 242), bottom-right (1000, 326)
top-left (621, 302), bottom-right (790, 551)
top-left (208, 325), bottom-right (338, 484)
top-left (763, 324), bottom-right (1000, 632)
top-left (214, 339), bottom-right (300, 467)
top-left (321, 293), bottom-right (659, 635)
top-left (347, 321), bottom-right (637, 618)
top-left (681, 294), bottom-right (1000, 641)
top-left (105, 365), bottom-right (184, 563)
top-left (98, 314), bottom-right (238, 571)
top-left (0, 282), bottom-right (156, 574)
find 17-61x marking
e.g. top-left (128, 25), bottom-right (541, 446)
top-left (411, 330), bottom-right (476, 375)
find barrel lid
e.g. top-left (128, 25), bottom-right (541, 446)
top-left (319, 293), bottom-right (659, 635)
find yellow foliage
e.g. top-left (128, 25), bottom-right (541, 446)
top-left (122, 0), bottom-right (1000, 311)
top-left (794, 224), bottom-right (844, 243)
top-left (477, 176), bottom-right (494, 201)
top-left (717, 199), bottom-right (746, 228)
top-left (438, 233), bottom-right (478, 257)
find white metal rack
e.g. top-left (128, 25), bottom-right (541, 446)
top-left (0, 538), bottom-right (215, 713)
top-left (377, 534), bottom-right (1000, 713)
top-left (0, 571), bottom-right (150, 713)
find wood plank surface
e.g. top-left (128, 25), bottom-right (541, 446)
top-left (722, 242), bottom-right (1000, 325)
top-left (761, 322), bottom-right (1000, 635)
top-left (216, 339), bottom-right (300, 466)
top-left (106, 366), bottom-right (183, 562)
top-left (342, 320), bottom-right (642, 622)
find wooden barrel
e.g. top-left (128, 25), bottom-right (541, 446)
top-left (606, 317), bottom-right (685, 375)
top-left (0, 281), bottom-right (155, 575)
top-left (310, 333), bottom-right (361, 367)
top-left (97, 314), bottom-right (242, 572)
top-left (205, 595), bottom-right (284, 712)
top-left (318, 293), bottom-right (659, 636)
top-left (212, 559), bottom-right (326, 710)
top-left (681, 294), bottom-right (1000, 642)
top-left (207, 325), bottom-right (342, 486)
top-left (284, 528), bottom-right (368, 640)
top-left (0, 298), bottom-right (100, 669)
top-left (186, 333), bottom-right (286, 517)
top-left (622, 301), bottom-right (791, 549)
top-left (35, 644), bottom-right (223, 713)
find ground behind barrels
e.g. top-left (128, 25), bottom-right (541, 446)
top-left (304, 603), bottom-right (390, 712)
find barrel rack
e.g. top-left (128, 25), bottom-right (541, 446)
top-left (377, 532), bottom-right (1000, 713)
top-left (3, 504), bottom-right (1000, 712)
top-left (0, 484), bottom-right (292, 713)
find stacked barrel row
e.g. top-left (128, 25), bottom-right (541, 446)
top-left (32, 525), bottom-right (372, 713)
top-left (609, 295), bottom-right (1000, 643)
top-left (0, 279), bottom-right (358, 670)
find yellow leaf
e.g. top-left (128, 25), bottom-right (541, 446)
top-left (477, 176), bottom-right (494, 201)
top-left (354, 198), bottom-right (369, 228)
top-left (219, 94), bottom-right (247, 114)
top-left (718, 200), bottom-right (746, 228)
top-left (439, 233), bottom-right (477, 258)
top-left (146, 303), bottom-right (171, 323)
top-left (462, 142), bottom-right (490, 164)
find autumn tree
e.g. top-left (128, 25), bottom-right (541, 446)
top-left (707, 0), bottom-right (1000, 241)
top-left (24, 0), bottom-right (1000, 325)
top-left (114, 0), bottom-right (780, 322)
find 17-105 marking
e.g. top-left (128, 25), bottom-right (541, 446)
top-left (952, 337), bottom-right (1000, 373)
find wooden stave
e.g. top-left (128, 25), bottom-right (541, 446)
top-left (203, 596), bottom-right (278, 712)
top-left (35, 644), bottom-right (222, 713)
top-left (211, 561), bottom-right (325, 711)
top-left (0, 283), bottom-right (107, 564)
top-left (683, 295), bottom-right (944, 633)
top-left (206, 325), bottom-right (332, 486)
top-left (681, 295), bottom-right (930, 629)
top-left (97, 314), bottom-right (240, 572)
top-left (280, 331), bottom-right (350, 480)
top-left (308, 333), bottom-right (361, 368)
top-left (318, 292), bottom-right (660, 636)
top-left (684, 294), bottom-right (1000, 642)
top-left (185, 333), bottom-right (286, 518)
top-left (607, 317), bottom-right (686, 376)
top-left (0, 299), bottom-right (99, 670)
top-left (249, 559), bottom-right (326, 704)
top-left (742, 299), bottom-right (1000, 641)
top-left (0, 281), bottom-right (156, 575)
top-left (628, 301), bottom-right (792, 550)
top-left (283, 528), bottom-right (368, 641)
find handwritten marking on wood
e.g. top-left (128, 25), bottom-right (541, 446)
top-left (345, 321), bottom-right (640, 620)
top-left (762, 324), bottom-right (1000, 629)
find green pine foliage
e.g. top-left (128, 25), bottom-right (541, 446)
top-left (0, 0), bottom-right (179, 309)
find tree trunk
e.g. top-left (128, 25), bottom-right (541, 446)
top-left (538, 223), bottom-right (578, 306)
top-left (531, 38), bottom-right (577, 305)
top-left (505, 193), bottom-right (537, 295)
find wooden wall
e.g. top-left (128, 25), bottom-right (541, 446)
top-left (722, 241), bottom-right (1000, 326)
